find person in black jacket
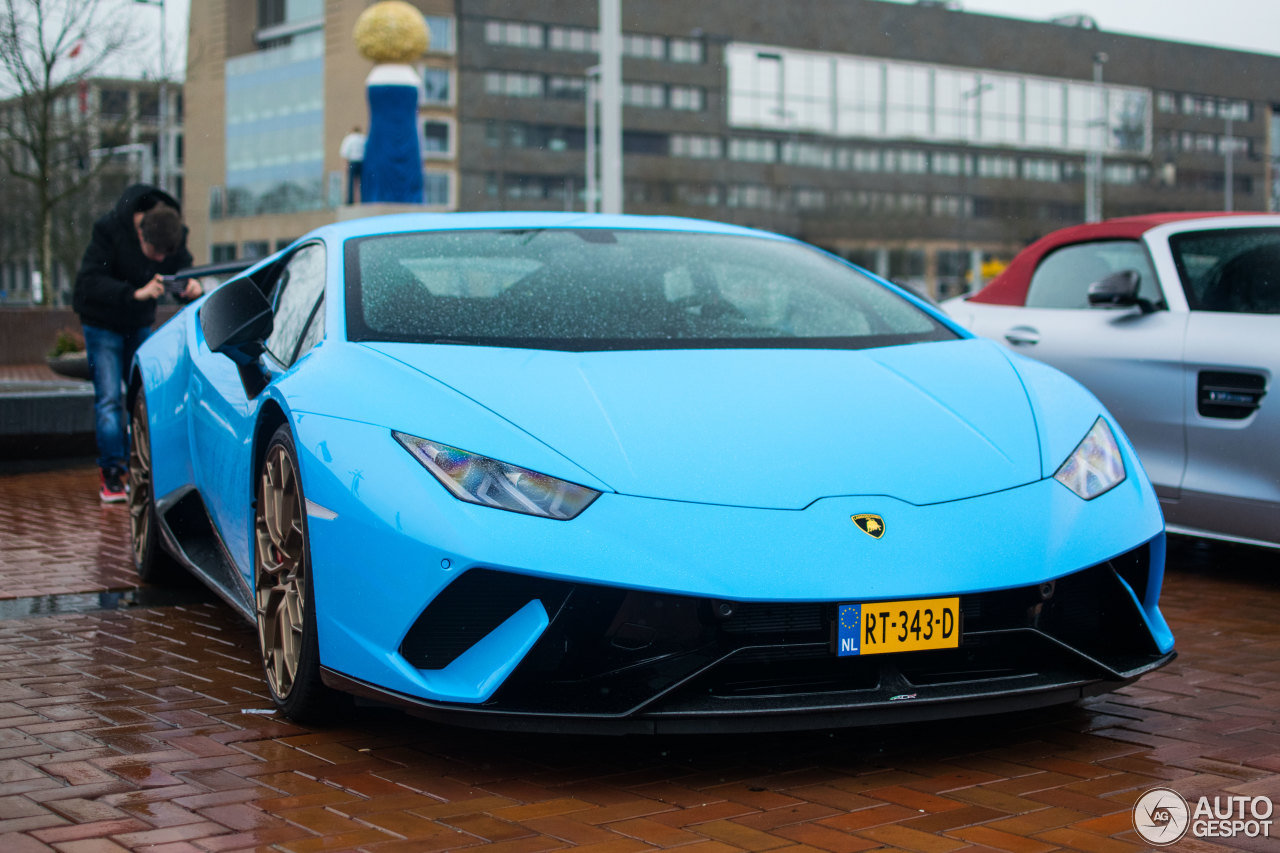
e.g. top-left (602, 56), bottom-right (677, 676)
top-left (73, 184), bottom-right (200, 502)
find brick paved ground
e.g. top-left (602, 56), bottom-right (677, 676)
top-left (0, 464), bottom-right (1277, 852)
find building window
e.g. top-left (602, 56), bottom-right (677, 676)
top-left (548, 25), bottom-right (597, 52)
top-left (782, 140), bottom-right (834, 168)
top-left (422, 67), bottom-right (452, 104)
top-left (424, 16), bottom-right (453, 53)
top-left (671, 134), bottom-right (722, 159)
top-left (793, 188), bottom-right (827, 209)
top-left (676, 183), bottom-right (720, 206)
top-left (242, 240), bottom-right (270, 260)
top-left (137, 90), bottom-right (159, 119)
top-left (728, 137), bottom-right (777, 163)
top-left (887, 149), bottom-right (928, 174)
top-left (623, 82), bottom-right (665, 108)
top-left (623, 34), bottom-right (665, 60)
top-left (727, 45), bottom-right (1152, 155)
top-left (931, 195), bottom-right (972, 217)
top-left (886, 64), bottom-right (931, 138)
top-left (211, 243), bottom-right (237, 262)
top-left (224, 29), bottom-right (325, 217)
top-left (424, 170), bottom-right (451, 206)
top-left (669, 86), bottom-right (704, 111)
top-left (258, 0), bottom-right (285, 27)
top-left (850, 148), bottom-right (881, 171)
top-left (976, 155), bottom-right (1017, 178)
top-left (485, 20), bottom-right (544, 49)
top-left (547, 75), bottom-right (586, 100)
top-left (99, 88), bottom-right (129, 117)
top-left (1104, 163), bottom-right (1151, 185)
top-left (1022, 158), bottom-right (1062, 181)
top-left (726, 184), bottom-right (776, 209)
top-left (1222, 136), bottom-right (1250, 155)
top-left (931, 151), bottom-right (966, 175)
top-left (505, 174), bottom-right (571, 201)
top-left (669, 37), bottom-right (704, 64)
top-left (485, 71), bottom-right (543, 98)
top-left (422, 120), bottom-right (452, 158)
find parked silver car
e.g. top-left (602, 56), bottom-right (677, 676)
top-left (945, 213), bottom-right (1279, 550)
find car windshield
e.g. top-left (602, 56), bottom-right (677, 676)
top-left (1170, 227), bottom-right (1280, 314)
top-left (345, 228), bottom-right (956, 351)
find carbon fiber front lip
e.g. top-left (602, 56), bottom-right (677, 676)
top-left (321, 651), bottom-right (1175, 734)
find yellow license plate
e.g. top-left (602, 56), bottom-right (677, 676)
top-left (835, 597), bottom-right (961, 656)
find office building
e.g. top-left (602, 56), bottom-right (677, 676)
top-left (186, 0), bottom-right (1280, 296)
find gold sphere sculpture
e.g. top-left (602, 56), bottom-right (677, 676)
top-left (354, 1), bottom-right (430, 64)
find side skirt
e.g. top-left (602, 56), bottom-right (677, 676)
top-left (154, 486), bottom-right (256, 622)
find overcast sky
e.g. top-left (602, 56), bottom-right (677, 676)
top-left (143, 0), bottom-right (1280, 81)
top-left (877, 0), bottom-right (1280, 56)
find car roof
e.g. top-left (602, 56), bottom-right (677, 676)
top-left (306, 211), bottom-right (787, 243)
top-left (967, 211), bottom-right (1272, 306)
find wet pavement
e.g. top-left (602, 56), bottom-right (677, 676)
top-left (0, 463), bottom-right (1277, 852)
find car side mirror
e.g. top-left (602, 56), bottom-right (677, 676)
top-left (1087, 269), bottom-right (1155, 313)
top-left (200, 276), bottom-right (273, 366)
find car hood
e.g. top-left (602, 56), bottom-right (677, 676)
top-left (363, 338), bottom-right (1042, 509)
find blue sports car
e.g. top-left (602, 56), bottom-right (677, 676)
top-left (128, 213), bottom-right (1174, 733)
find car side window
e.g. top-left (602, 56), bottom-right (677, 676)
top-left (1026, 240), bottom-right (1161, 309)
top-left (264, 243), bottom-right (326, 366)
top-left (1171, 228), bottom-right (1280, 314)
top-left (296, 295), bottom-right (325, 357)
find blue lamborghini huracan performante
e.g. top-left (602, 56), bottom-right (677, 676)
top-left (128, 213), bottom-right (1174, 733)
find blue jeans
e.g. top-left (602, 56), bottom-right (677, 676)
top-left (83, 324), bottom-right (151, 472)
top-left (347, 160), bottom-right (362, 204)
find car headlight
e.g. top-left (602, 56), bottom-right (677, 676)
top-left (394, 432), bottom-right (600, 520)
top-left (1053, 417), bottom-right (1126, 500)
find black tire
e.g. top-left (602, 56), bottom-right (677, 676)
top-left (129, 393), bottom-right (182, 584)
top-left (254, 424), bottom-right (346, 722)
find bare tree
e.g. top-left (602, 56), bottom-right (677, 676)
top-left (0, 0), bottom-right (136, 305)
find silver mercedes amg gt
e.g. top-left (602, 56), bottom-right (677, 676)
top-left (946, 212), bottom-right (1279, 551)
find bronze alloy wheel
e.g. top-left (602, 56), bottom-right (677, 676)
top-left (128, 396), bottom-right (151, 567)
top-left (253, 425), bottom-right (337, 720)
top-left (129, 394), bottom-right (179, 582)
top-left (255, 438), bottom-right (307, 700)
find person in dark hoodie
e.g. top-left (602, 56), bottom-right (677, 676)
top-left (74, 184), bottom-right (200, 503)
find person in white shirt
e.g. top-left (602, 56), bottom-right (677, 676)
top-left (340, 126), bottom-right (367, 204)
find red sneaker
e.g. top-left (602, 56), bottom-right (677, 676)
top-left (100, 468), bottom-right (127, 504)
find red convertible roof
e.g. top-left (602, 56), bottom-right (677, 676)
top-left (968, 212), bottom-right (1250, 305)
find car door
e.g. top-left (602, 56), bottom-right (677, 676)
top-left (1165, 226), bottom-right (1280, 544)
top-left (189, 243), bottom-right (328, 577)
top-left (958, 239), bottom-right (1189, 499)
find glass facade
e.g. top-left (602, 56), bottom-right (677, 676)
top-left (424, 16), bottom-right (453, 53)
top-left (225, 29), bottom-right (325, 217)
top-left (727, 44), bottom-right (1152, 155)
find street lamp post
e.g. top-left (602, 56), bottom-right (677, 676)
top-left (1224, 112), bottom-right (1235, 212)
top-left (134, 0), bottom-right (167, 194)
top-left (1085, 51), bottom-right (1108, 223)
top-left (585, 66), bottom-right (600, 213)
top-left (598, 0), bottom-right (622, 214)
top-left (961, 80), bottom-right (993, 293)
